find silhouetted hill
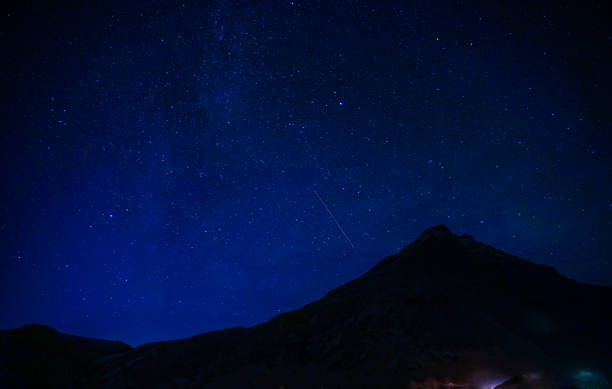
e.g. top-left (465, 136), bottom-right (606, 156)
top-left (2, 226), bottom-right (611, 388)
top-left (0, 324), bottom-right (130, 388)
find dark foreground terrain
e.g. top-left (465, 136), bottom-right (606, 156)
top-left (1, 225), bottom-right (611, 388)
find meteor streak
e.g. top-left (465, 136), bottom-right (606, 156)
top-left (313, 190), bottom-right (355, 248)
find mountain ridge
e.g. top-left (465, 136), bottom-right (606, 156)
top-left (1, 225), bottom-right (610, 388)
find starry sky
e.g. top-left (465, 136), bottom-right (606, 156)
top-left (1, 0), bottom-right (610, 346)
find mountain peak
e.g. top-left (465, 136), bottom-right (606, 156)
top-left (418, 224), bottom-right (454, 240)
top-left (393, 224), bottom-right (458, 258)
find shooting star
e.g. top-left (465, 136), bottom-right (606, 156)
top-left (313, 190), bottom-right (355, 248)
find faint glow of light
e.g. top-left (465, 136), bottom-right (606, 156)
top-left (472, 371), bottom-right (510, 389)
top-left (574, 370), bottom-right (609, 389)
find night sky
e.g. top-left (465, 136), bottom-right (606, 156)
top-left (1, 0), bottom-right (610, 346)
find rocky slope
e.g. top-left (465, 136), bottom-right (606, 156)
top-left (2, 225), bottom-right (611, 388)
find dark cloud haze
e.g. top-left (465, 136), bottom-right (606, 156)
top-left (1, 0), bottom-right (610, 345)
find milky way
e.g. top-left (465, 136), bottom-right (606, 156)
top-left (1, 0), bottom-right (610, 345)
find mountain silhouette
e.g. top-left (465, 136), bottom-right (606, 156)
top-left (2, 225), bottom-right (611, 388)
top-left (0, 324), bottom-right (130, 388)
